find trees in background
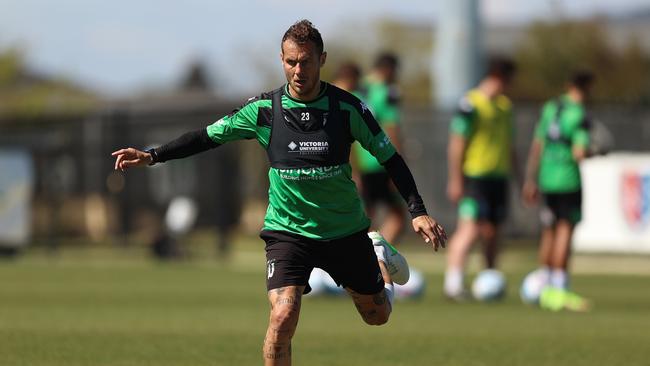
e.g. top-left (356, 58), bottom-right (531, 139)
top-left (512, 19), bottom-right (650, 103)
top-left (0, 47), bottom-right (97, 119)
top-left (320, 17), bottom-right (650, 105)
top-left (3, 16), bottom-right (649, 114)
top-left (319, 19), bottom-right (434, 106)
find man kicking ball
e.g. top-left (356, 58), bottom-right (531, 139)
top-left (112, 19), bottom-right (447, 366)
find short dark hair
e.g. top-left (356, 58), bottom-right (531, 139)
top-left (486, 56), bottom-right (516, 81)
top-left (570, 70), bottom-right (595, 91)
top-left (282, 19), bottom-right (324, 54)
top-left (334, 61), bottom-right (361, 81)
top-left (374, 52), bottom-right (399, 70)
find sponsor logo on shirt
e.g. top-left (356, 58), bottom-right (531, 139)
top-left (360, 101), bottom-right (370, 114)
top-left (287, 141), bottom-right (329, 154)
top-left (548, 121), bottom-right (562, 140)
top-left (378, 135), bottom-right (390, 148)
top-left (277, 165), bottom-right (343, 181)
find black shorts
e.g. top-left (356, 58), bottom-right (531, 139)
top-left (541, 190), bottom-right (582, 226)
top-left (360, 172), bottom-right (402, 208)
top-left (458, 176), bottom-right (509, 224)
top-left (261, 229), bottom-right (384, 295)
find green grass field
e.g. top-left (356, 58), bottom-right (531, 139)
top-left (1, 234), bottom-right (649, 366)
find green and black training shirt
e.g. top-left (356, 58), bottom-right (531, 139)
top-left (152, 82), bottom-right (426, 240)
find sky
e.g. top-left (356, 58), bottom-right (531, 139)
top-left (1, 0), bottom-right (648, 97)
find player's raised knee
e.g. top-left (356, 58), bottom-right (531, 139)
top-left (359, 303), bottom-right (391, 326)
top-left (353, 300), bottom-right (386, 326)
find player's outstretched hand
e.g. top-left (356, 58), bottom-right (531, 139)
top-left (111, 148), bottom-right (153, 171)
top-left (412, 215), bottom-right (447, 252)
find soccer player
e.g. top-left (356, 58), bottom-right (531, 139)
top-left (331, 61), bottom-right (362, 95)
top-left (332, 58), bottom-right (423, 299)
top-left (112, 20), bottom-right (447, 366)
top-left (443, 57), bottom-right (517, 300)
top-left (352, 53), bottom-right (406, 244)
top-left (522, 71), bottom-right (595, 312)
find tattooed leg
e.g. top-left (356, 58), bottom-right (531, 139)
top-left (346, 261), bottom-right (392, 326)
top-left (263, 285), bottom-right (304, 366)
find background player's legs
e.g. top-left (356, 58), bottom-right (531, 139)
top-left (263, 285), bottom-right (304, 366)
top-left (538, 226), bottom-right (555, 268)
top-left (478, 221), bottom-right (498, 269)
top-left (446, 219), bottom-right (479, 269)
top-left (549, 220), bottom-right (574, 289)
top-left (528, 226), bottom-right (555, 287)
top-left (365, 203), bottom-right (377, 225)
top-left (361, 172), bottom-right (405, 244)
top-left (444, 219), bottom-right (479, 297)
top-left (380, 205), bottom-right (406, 244)
top-left (346, 261), bottom-right (392, 326)
top-left (540, 219), bottom-right (590, 311)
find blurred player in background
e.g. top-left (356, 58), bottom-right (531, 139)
top-left (443, 57), bottom-right (517, 301)
top-left (112, 20), bottom-right (446, 366)
top-left (352, 53), bottom-right (406, 244)
top-left (306, 61), bottom-right (364, 297)
top-left (522, 71), bottom-right (595, 312)
top-left (330, 59), bottom-right (426, 300)
top-left (306, 61), bottom-right (364, 296)
top-left (332, 61), bottom-right (362, 96)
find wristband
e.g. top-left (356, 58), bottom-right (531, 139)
top-left (145, 148), bottom-right (158, 166)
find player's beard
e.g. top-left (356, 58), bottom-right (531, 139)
top-left (290, 77), bottom-right (318, 99)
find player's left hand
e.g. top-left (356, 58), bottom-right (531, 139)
top-left (111, 147), bottom-right (153, 171)
top-left (412, 215), bottom-right (447, 251)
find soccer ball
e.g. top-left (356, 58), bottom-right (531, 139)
top-left (520, 269), bottom-right (550, 305)
top-left (165, 196), bottom-right (198, 235)
top-left (395, 268), bottom-right (426, 300)
top-left (471, 269), bottom-right (506, 301)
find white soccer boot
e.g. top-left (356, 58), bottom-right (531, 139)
top-left (368, 231), bottom-right (410, 285)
